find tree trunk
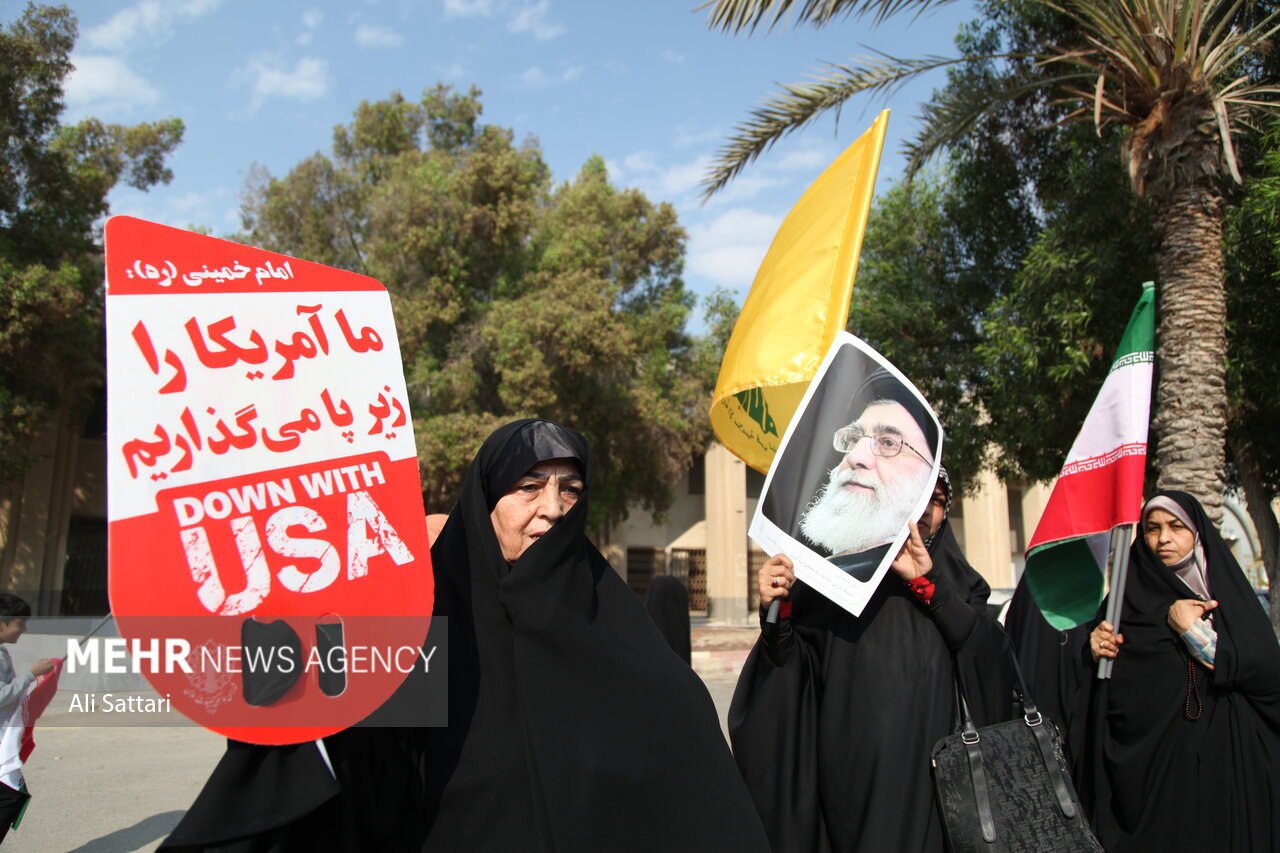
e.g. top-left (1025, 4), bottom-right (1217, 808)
top-left (1231, 435), bottom-right (1280, 640)
top-left (1150, 180), bottom-right (1227, 528)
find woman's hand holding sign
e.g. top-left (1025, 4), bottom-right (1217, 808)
top-left (890, 524), bottom-right (933, 581)
top-left (759, 554), bottom-right (795, 606)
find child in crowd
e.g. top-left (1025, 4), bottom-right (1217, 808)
top-left (0, 593), bottom-right (56, 843)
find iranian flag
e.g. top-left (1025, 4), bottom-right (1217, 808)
top-left (1022, 282), bottom-right (1156, 629)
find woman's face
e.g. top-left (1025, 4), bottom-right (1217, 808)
top-left (916, 484), bottom-right (947, 542)
top-left (1143, 508), bottom-right (1195, 567)
top-left (490, 459), bottom-right (584, 563)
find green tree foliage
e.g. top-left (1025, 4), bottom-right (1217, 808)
top-left (0, 3), bottom-right (183, 480)
top-left (240, 86), bottom-right (711, 527)
top-left (1225, 118), bottom-right (1280, 629)
top-left (853, 11), bottom-right (1157, 489)
top-left (850, 173), bottom-right (990, 481)
top-left (703, 0), bottom-right (1280, 524)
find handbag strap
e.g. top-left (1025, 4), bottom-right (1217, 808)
top-left (952, 633), bottom-right (1080, 823)
top-left (956, 689), bottom-right (997, 844)
top-left (1003, 636), bottom-right (1078, 819)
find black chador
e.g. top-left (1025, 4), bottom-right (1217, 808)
top-left (729, 521), bottom-right (1012, 853)
top-left (416, 419), bottom-right (769, 851)
top-left (1074, 491), bottom-right (1280, 853)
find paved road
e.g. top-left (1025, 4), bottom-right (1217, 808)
top-left (7, 668), bottom-right (747, 853)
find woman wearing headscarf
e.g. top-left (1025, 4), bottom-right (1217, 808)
top-left (163, 419), bottom-right (770, 852)
top-left (414, 418), bottom-right (769, 851)
top-left (1079, 490), bottom-right (1280, 853)
top-left (730, 467), bottom-right (1013, 853)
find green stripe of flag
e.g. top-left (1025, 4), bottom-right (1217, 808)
top-left (1024, 537), bottom-right (1107, 630)
top-left (1114, 281), bottom-right (1155, 360)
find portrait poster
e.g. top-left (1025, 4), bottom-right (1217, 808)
top-left (749, 332), bottom-right (943, 617)
top-left (104, 216), bottom-right (435, 744)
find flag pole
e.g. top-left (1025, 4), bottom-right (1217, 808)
top-left (1097, 525), bottom-right (1133, 679)
top-left (75, 612), bottom-right (114, 649)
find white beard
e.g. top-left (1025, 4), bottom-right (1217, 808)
top-left (799, 462), bottom-right (934, 556)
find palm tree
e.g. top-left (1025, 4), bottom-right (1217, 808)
top-left (702, 0), bottom-right (1280, 526)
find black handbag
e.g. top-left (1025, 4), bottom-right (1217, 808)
top-left (931, 648), bottom-right (1102, 852)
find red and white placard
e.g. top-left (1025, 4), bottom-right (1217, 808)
top-left (105, 216), bottom-right (433, 744)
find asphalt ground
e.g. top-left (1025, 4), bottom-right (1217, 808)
top-left (5, 627), bottom-right (758, 853)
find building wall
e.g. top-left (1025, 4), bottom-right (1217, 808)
top-left (0, 418), bottom-right (105, 616)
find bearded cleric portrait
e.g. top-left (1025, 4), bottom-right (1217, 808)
top-left (754, 335), bottom-right (941, 616)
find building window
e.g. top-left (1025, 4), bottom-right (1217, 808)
top-left (688, 452), bottom-right (705, 495)
top-left (61, 517), bottom-right (108, 616)
top-left (746, 467), bottom-right (765, 499)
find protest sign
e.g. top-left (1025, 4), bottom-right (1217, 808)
top-left (750, 333), bottom-right (942, 617)
top-left (104, 217), bottom-right (434, 744)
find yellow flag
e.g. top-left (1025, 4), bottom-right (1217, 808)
top-left (711, 110), bottom-right (890, 472)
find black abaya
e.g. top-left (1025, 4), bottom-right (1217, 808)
top-left (419, 419), bottom-right (770, 851)
top-left (729, 522), bottom-right (1012, 853)
top-left (1004, 577), bottom-right (1091, 749)
top-left (1076, 490), bottom-right (1280, 853)
top-left (645, 575), bottom-right (692, 664)
top-left (161, 728), bottom-right (424, 851)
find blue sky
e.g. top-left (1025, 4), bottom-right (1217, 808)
top-left (55, 0), bottom-right (976, 323)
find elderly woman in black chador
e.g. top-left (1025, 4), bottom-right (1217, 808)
top-left (413, 418), bottom-right (769, 850)
top-left (163, 419), bottom-right (770, 852)
top-left (731, 466), bottom-right (1013, 853)
top-left (1081, 490), bottom-right (1280, 853)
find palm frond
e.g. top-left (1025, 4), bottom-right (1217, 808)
top-left (1214, 95), bottom-right (1242, 182)
top-left (700, 52), bottom-right (1004, 198)
top-left (903, 70), bottom-right (1089, 177)
top-left (699, 0), bottom-right (956, 34)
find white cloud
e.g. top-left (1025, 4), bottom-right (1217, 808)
top-left (661, 49), bottom-right (685, 64)
top-left (518, 66), bottom-right (548, 88)
top-left (615, 152), bottom-right (712, 200)
top-left (298, 8), bottom-right (323, 44)
top-left (64, 54), bottom-right (159, 115)
top-left (706, 172), bottom-right (783, 206)
top-left (622, 151), bottom-right (658, 174)
top-left (769, 145), bottom-right (832, 172)
top-left (517, 64), bottom-right (580, 89)
top-left (239, 54), bottom-right (329, 106)
top-left (355, 24), bottom-right (404, 48)
top-left (686, 208), bottom-right (783, 289)
top-left (653, 156), bottom-right (712, 197)
top-left (674, 122), bottom-right (722, 149)
top-left (437, 61), bottom-right (468, 80)
top-left (507, 1), bottom-right (564, 40)
top-left (443, 0), bottom-right (496, 18)
top-left (85, 0), bottom-right (224, 53)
